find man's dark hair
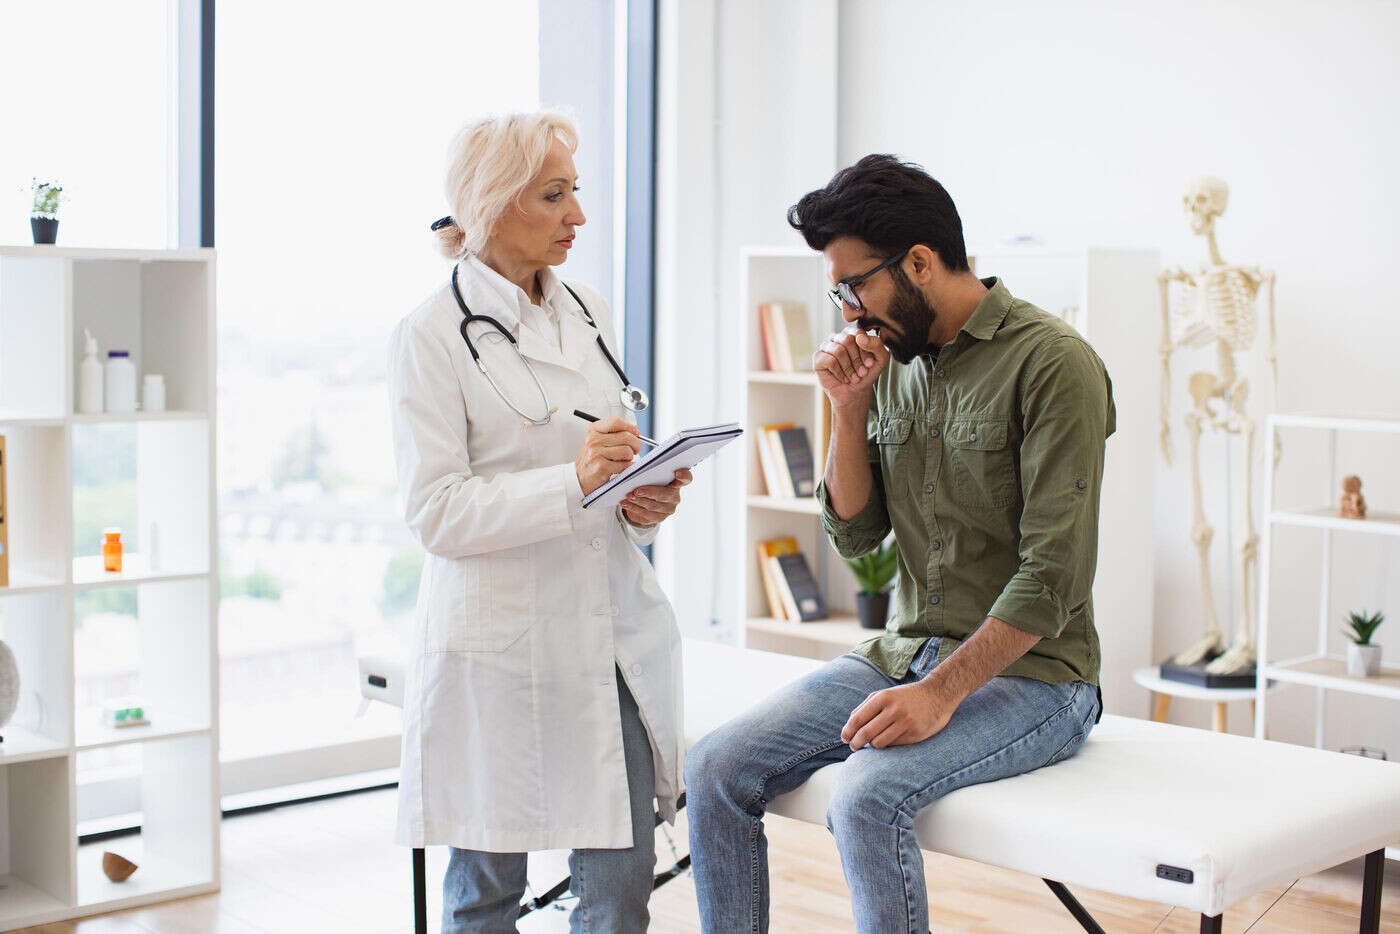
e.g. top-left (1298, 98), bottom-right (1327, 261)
top-left (787, 154), bottom-right (970, 272)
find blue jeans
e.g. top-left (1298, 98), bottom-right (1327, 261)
top-left (684, 638), bottom-right (1100, 934)
top-left (442, 667), bottom-right (656, 933)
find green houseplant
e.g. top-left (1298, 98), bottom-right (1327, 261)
top-left (30, 178), bottom-right (64, 244)
top-left (846, 539), bottom-right (898, 629)
top-left (1343, 610), bottom-right (1385, 677)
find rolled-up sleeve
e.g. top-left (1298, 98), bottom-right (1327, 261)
top-left (989, 336), bottom-right (1114, 639)
top-left (816, 424), bottom-right (893, 558)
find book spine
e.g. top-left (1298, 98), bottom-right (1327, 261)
top-left (769, 555), bottom-right (801, 622)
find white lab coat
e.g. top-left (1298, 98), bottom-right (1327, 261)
top-left (389, 256), bottom-right (684, 852)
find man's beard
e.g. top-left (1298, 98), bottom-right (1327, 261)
top-left (858, 265), bottom-right (935, 365)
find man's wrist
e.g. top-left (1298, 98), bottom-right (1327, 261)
top-left (917, 670), bottom-right (965, 708)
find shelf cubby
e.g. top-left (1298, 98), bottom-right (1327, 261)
top-left (0, 755), bottom-right (74, 928)
top-left (75, 734), bottom-right (215, 911)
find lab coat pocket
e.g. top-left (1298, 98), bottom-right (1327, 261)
top-left (472, 544), bottom-right (536, 652)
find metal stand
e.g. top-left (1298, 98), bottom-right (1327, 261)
top-left (1199, 913), bottom-right (1222, 933)
top-left (1362, 849), bottom-right (1385, 934)
top-left (1043, 879), bottom-right (1106, 934)
top-left (412, 847), bottom-right (426, 934)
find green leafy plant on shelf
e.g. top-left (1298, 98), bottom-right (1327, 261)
top-left (1343, 610), bottom-right (1385, 645)
top-left (845, 540), bottom-right (898, 595)
top-left (30, 178), bottom-right (63, 217)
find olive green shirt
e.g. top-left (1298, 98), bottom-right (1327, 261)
top-left (817, 277), bottom-right (1115, 685)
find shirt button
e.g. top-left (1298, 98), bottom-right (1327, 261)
top-left (928, 594), bottom-right (941, 606)
top-left (969, 431), bottom-right (978, 442)
top-left (630, 663), bottom-right (642, 675)
top-left (930, 427), bottom-right (940, 438)
top-left (1076, 479), bottom-right (1087, 490)
top-left (935, 369), bottom-right (945, 379)
top-left (932, 540), bottom-right (942, 550)
top-left (591, 538), bottom-right (603, 550)
top-left (924, 483), bottom-right (934, 494)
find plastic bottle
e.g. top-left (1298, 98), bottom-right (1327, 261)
top-left (143, 374), bottom-right (166, 413)
top-left (102, 528), bottom-right (123, 573)
top-left (104, 351), bottom-right (137, 413)
top-left (78, 329), bottom-right (104, 414)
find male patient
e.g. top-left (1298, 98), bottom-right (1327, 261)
top-left (685, 155), bottom-right (1115, 933)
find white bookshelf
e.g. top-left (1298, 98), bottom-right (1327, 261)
top-left (0, 245), bottom-right (218, 929)
top-left (734, 246), bottom-right (1160, 712)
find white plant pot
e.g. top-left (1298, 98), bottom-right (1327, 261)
top-left (1346, 643), bottom-right (1382, 678)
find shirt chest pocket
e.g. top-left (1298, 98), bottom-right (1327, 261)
top-left (869, 414), bottom-right (919, 497)
top-left (943, 415), bottom-right (1017, 508)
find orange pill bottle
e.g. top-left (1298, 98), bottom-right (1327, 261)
top-left (102, 528), bottom-right (123, 573)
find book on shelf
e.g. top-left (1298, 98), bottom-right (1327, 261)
top-left (757, 301), bottom-right (813, 372)
top-left (756, 536), bottom-right (800, 620)
top-left (774, 426), bottom-right (815, 497)
top-left (769, 551), bottom-right (827, 622)
top-left (756, 422), bottom-right (795, 498)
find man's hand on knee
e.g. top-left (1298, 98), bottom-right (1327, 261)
top-left (840, 681), bottom-right (956, 751)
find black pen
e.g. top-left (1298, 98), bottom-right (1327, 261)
top-left (573, 409), bottom-right (659, 446)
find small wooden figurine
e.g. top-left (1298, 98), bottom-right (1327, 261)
top-left (101, 851), bottom-right (138, 882)
top-left (1339, 475), bottom-right (1367, 520)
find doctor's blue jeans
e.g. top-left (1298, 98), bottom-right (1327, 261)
top-left (684, 638), bottom-right (1100, 934)
top-left (441, 666), bottom-right (656, 933)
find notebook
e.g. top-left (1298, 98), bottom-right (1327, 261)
top-left (582, 422), bottom-right (744, 510)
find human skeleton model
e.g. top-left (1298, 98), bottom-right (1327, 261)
top-left (1158, 177), bottom-right (1278, 675)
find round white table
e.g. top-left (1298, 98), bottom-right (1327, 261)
top-left (1132, 667), bottom-right (1283, 734)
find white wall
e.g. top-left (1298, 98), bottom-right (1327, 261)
top-left (654, 0), bottom-right (839, 639)
top-left (838, 0), bottom-right (1400, 749)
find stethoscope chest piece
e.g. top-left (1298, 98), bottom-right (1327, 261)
top-left (619, 384), bottom-right (649, 413)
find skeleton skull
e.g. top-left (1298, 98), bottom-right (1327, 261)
top-left (1183, 176), bottom-right (1229, 235)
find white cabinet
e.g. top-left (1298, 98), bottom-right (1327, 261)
top-left (0, 246), bottom-right (218, 929)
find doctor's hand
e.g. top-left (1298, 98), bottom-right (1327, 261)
top-left (576, 416), bottom-right (643, 496)
top-left (621, 469), bottom-right (692, 527)
top-left (840, 679), bottom-right (956, 751)
top-left (814, 326), bottom-right (890, 413)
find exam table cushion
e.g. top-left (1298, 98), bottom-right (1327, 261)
top-left (681, 639), bottom-right (1400, 917)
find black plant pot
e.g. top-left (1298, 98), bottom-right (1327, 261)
top-left (856, 591), bottom-right (890, 629)
top-left (30, 216), bottom-right (58, 245)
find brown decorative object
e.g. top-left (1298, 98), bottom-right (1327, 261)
top-left (101, 851), bottom-right (138, 883)
top-left (1339, 475), bottom-right (1367, 520)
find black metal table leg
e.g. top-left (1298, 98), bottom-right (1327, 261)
top-left (413, 847), bottom-right (427, 934)
top-left (1361, 849), bottom-right (1385, 934)
top-left (1200, 913), bottom-right (1222, 933)
top-left (1043, 879), bottom-right (1106, 934)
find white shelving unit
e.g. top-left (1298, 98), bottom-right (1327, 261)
top-left (733, 246), bottom-right (1161, 701)
top-left (0, 245), bottom-right (218, 930)
top-left (1253, 412), bottom-right (1400, 860)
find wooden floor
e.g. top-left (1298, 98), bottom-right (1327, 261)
top-left (20, 786), bottom-right (1400, 933)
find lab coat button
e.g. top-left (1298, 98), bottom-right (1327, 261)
top-left (591, 538), bottom-right (603, 551)
top-left (630, 663), bottom-right (642, 675)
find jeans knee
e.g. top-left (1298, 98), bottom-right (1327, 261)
top-left (825, 767), bottom-right (893, 834)
top-left (684, 728), bottom-right (747, 806)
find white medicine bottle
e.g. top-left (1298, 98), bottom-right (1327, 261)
top-left (79, 329), bottom-right (104, 414)
top-left (104, 351), bottom-right (137, 413)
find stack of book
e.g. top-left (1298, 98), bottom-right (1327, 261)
top-left (756, 537), bottom-right (827, 622)
top-left (757, 302), bottom-right (815, 372)
top-left (756, 424), bottom-right (815, 498)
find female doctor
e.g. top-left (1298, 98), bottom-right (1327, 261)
top-left (389, 110), bottom-right (690, 933)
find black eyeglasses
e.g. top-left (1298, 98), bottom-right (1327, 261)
top-left (827, 248), bottom-right (909, 312)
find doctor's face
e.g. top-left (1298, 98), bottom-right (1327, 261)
top-left (489, 138), bottom-right (587, 270)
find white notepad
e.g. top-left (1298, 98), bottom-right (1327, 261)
top-left (582, 422), bottom-right (744, 510)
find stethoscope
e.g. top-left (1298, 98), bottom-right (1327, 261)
top-left (450, 262), bottom-right (649, 426)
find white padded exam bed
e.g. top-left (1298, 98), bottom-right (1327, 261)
top-left (362, 639), bottom-right (1400, 933)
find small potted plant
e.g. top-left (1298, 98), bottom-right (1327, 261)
top-left (30, 178), bottom-right (64, 244)
top-left (1343, 609), bottom-right (1385, 677)
top-left (846, 539), bottom-right (898, 629)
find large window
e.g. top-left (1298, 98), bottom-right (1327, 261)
top-left (215, 3), bottom-right (540, 778)
top-left (0, 2), bottom-right (173, 248)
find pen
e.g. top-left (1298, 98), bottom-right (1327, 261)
top-left (573, 409), bottom-right (659, 446)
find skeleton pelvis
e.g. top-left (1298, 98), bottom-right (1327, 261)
top-left (1187, 371), bottom-right (1221, 408)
